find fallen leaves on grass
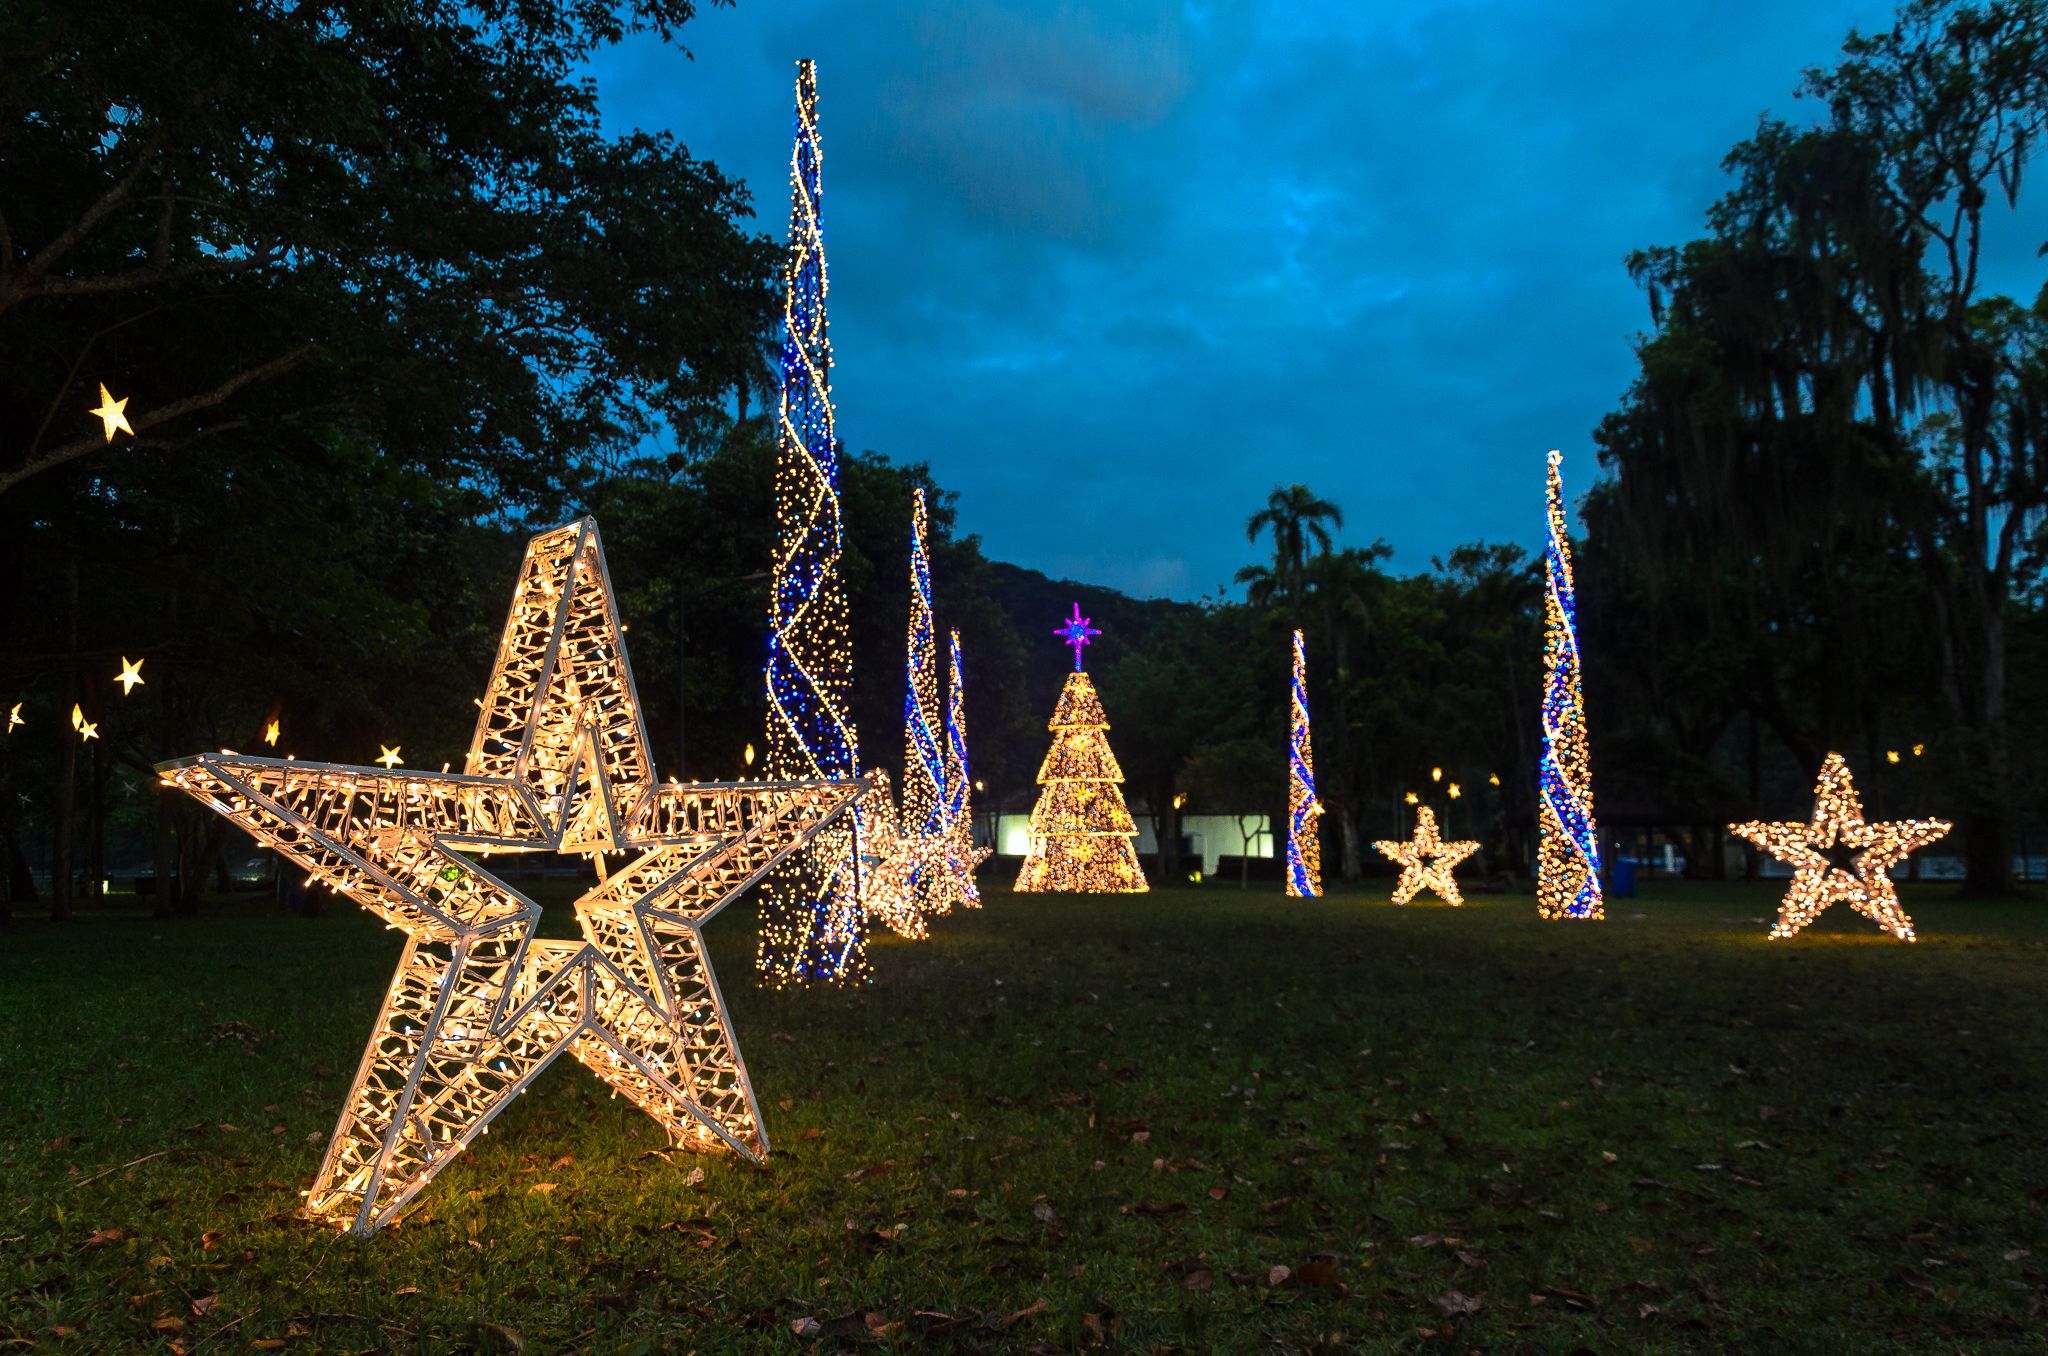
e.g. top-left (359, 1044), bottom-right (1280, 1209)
top-left (529, 1183), bottom-right (556, 1195)
top-left (1434, 1288), bottom-right (1482, 1315)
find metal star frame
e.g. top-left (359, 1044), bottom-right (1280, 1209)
top-left (1373, 805), bottom-right (1480, 906)
top-left (160, 520), bottom-right (871, 1235)
top-left (1729, 752), bottom-right (1949, 942)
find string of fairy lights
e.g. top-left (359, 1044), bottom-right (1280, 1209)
top-left (1285, 628), bottom-right (1321, 897)
top-left (1538, 450), bottom-right (1604, 921)
top-left (759, 59), bottom-right (866, 987)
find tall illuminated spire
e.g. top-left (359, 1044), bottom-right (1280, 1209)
top-left (760, 59), bottom-right (865, 984)
top-left (903, 489), bottom-right (945, 901)
top-left (941, 628), bottom-right (986, 907)
top-left (1537, 450), bottom-right (1603, 920)
top-left (1285, 629), bottom-right (1322, 897)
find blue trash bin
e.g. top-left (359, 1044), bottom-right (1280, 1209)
top-left (1611, 858), bottom-right (1638, 897)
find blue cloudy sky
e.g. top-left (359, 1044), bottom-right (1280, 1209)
top-left (591, 0), bottom-right (2048, 600)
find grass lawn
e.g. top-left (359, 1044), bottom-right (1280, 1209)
top-left (3, 876), bottom-right (2046, 1354)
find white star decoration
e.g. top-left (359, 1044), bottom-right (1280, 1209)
top-left (1730, 752), bottom-right (1948, 942)
top-left (161, 520), bottom-right (873, 1234)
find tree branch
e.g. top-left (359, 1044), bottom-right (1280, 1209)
top-left (2, 251), bottom-right (274, 312)
top-left (1, 136), bottom-right (164, 306)
top-left (0, 344), bottom-right (316, 497)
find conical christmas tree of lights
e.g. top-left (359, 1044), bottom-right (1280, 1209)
top-left (759, 59), bottom-right (865, 985)
top-left (1538, 449), bottom-right (1603, 920)
top-left (1286, 628), bottom-right (1322, 897)
top-left (939, 628), bottom-right (990, 906)
top-left (902, 489), bottom-right (946, 905)
top-left (1016, 605), bottom-right (1148, 894)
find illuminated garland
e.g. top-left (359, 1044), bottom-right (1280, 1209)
top-left (1537, 450), bottom-right (1603, 921)
top-left (903, 489), bottom-right (946, 904)
top-left (1286, 628), bottom-right (1321, 897)
top-left (1374, 805), bottom-right (1480, 905)
top-left (940, 628), bottom-right (989, 905)
top-left (1730, 752), bottom-right (1949, 942)
top-left (760, 59), bottom-right (865, 986)
top-left (160, 519), bottom-right (870, 1235)
top-left (1016, 608), bottom-right (1147, 893)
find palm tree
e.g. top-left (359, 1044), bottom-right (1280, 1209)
top-left (1238, 484), bottom-right (1343, 630)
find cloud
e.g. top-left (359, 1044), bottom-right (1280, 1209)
top-left (590, 0), bottom-right (2044, 600)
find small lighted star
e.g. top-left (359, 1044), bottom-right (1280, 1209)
top-left (264, 719), bottom-right (280, 746)
top-left (1054, 602), bottom-right (1101, 671)
top-left (71, 704), bottom-right (99, 741)
top-left (116, 656), bottom-right (145, 694)
top-left (1373, 806), bottom-right (1480, 906)
top-left (6, 703), bottom-right (20, 730)
top-left (90, 383), bottom-right (133, 441)
top-left (377, 745), bottom-right (402, 768)
top-left (1730, 752), bottom-right (1949, 942)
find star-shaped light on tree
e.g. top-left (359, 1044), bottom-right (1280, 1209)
top-left (116, 657), bottom-right (145, 694)
top-left (160, 519), bottom-right (874, 1235)
top-left (1054, 602), bottom-right (1101, 671)
top-left (1729, 752), bottom-right (1948, 942)
top-left (264, 719), bottom-right (280, 746)
top-left (1372, 805), bottom-right (1479, 905)
top-left (376, 744), bottom-right (402, 768)
top-left (7, 703), bottom-right (21, 730)
top-left (89, 383), bottom-right (133, 441)
top-left (70, 704), bottom-right (98, 742)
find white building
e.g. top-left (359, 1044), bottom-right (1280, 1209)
top-left (984, 813), bottom-right (1272, 879)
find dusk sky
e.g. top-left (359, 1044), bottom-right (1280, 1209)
top-left (591, 0), bottom-right (2048, 601)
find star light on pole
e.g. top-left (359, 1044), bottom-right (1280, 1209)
top-left (89, 383), bottom-right (133, 441)
top-left (116, 657), bottom-right (145, 694)
top-left (1373, 805), bottom-right (1480, 906)
top-left (1054, 603), bottom-right (1101, 670)
top-left (1729, 752), bottom-right (1949, 942)
top-left (159, 518), bottom-right (875, 1235)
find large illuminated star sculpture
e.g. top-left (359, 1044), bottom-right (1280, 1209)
top-left (160, 520), bottom-right (871, 1235)
top-left (1729, 752), bottom-right (1949, 942)
top-left (1373, 805), bottom-right (1480, 906)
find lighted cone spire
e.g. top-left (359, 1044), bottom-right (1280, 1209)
top-left (1016, 606), bottom-right (1146, 893)
top-left (937, 628), bottom-right (990, 907)
top-left (903, 488), bottom-right (945, 902)
top-left (160, 520), bottom-right (875, 1235)
top-left (760, 58), bottom-right (866, 985)
top-left (1286, 629), bottom-right (1321, 897)
top-left (1538, 450), bottom-right (1602, 920)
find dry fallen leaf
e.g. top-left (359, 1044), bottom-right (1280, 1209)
top-left (1208, 1185), bottom-right (1227, 1200)
top-left (1433, 1289), bottom-right (1482, 1315)
top-left (529, 1182), bottom-right (557, 1194)
top-left (1630, 1238), bottom-right (1654, 1251)
top-left (190, 1295), bottom-right (218, 1317)
top-left (1408, 1232), bottom-right (1444, 1248)
top-left (790, 1317), bottom-right (822, 1337)
top-left (1455, 1250), bottom-right (1483, 1267)
top-left (1267, 1265), bottom-right (1292, 1287)
top-left (2007, 1248), bottom-right (2032, 1262)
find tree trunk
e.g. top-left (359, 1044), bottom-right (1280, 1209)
top-left (1158, 786), bottom-right (1180, 885)
top-left (84, 736), bottom-right (106, 907)
top-left (51, 557), bottom-right (79, 921)
top-left (152, 790), bottom-right (177, 920)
